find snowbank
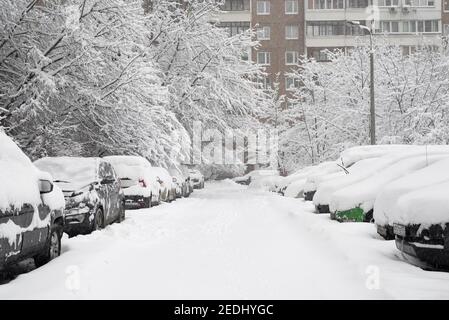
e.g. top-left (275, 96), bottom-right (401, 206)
top-left (374, 158), bottom-right (449, 226)
top-left (329, 154), bottom-right (449, 214)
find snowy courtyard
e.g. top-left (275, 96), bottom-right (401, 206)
top-left (1, 181), bottom-right (449, 300)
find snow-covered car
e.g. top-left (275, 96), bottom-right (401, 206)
top-left (302, 162), bottom-right (344, 201)
top-left (329, 153), bottom-right (449, 223)
top-left (276, 165), bottom-right (318, 197)
top-left (104, 156), bottom-right (161, 209)
top-left (313, 146), bottom-right (449, 214)
top-left (169, 168), bottom-right (191, 198)
top-left (392, 181), bottom-right (449, 270)
top-left (303, 145), bottom-right (419, 202)
top-left (189, 169), bottom-right (205, 189)
top-left (0, 132), bottom-right (65, 270)
top-left (34, 157), bottom-right (125, 237)
top-left (374, 158), bottom-right (449, 240)
top-left (152, 167), bottom-right (177, 202)
top-left (233, 169), bottom-right (278, 186)
top-left (248, 171), bottom-right (281, 191)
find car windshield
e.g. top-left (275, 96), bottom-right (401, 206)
top-left (34, 157), bottom-right (97, 191)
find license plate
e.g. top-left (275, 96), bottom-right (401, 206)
top-left (394, 223), bottom-right (406, 237)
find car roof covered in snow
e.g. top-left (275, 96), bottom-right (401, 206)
top-left (34, 157), bottom-right (99, 191)
top-left (340, 145), bottom-right (425, 167)
top-left (0, 132), bottom-right (64, 211)
top-left (374, 157), bottom-right (449, 226)
top-left (104, 155), bottom-right (151, 168)
top-left (395, 180), bottom-right (449, 226)
top-left (104, 155), bottom-right (153, 181)
top-left (0, 131), bottom-right (42, 210)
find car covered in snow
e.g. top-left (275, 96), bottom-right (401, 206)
top-left (304, 145), bottom-right (423, 203)
top-left (104, 156), bottom-right (161, 209)
top-left (169, 168), bottom-right (191, 198)
top-left (392, 181), bottom-right (449, 270)
top-left (34, 157), bottom-right (125, 237)
top-left (247, 170), bottom-right (281, 191)
top-left (374, 158), bottom-right (449, 240)
top-left (152, 167), bottom-right (177, 202)
top-left (0, 132), bottom-right (65, 270)
top-left (313, 146), bottom-right (449, 214)
top-left (189, 169), bottom-right (205, 189)
top-left (233, 169), bottom-right (278, 186)
top-left (329, 153), bottom-right (449, 223)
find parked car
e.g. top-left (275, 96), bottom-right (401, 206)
top-left (329, 153), bottom-right (449, 223)
top-left (313, 147), bottom-right (449, 214)
top-left (152, 167), bottom-right (177, 202)
top-left (34, 157), bottom-right (125, 237)
top-left (304, 145), bottom-right (427, 203)
top-left (393, 181), bottom-right (449, 270)
top-left (374, 158), bottom-right (449, 240)
top-left (0, 132), bottom-right (65, 270)
top-left (233, 169), bottom-right (277, 186)
top-left (247, 170), bottom-right (281, 191)
top-left (104, 156), bottom-right (161, 209)
top-left (189, 169), bottom-right (205, 189)
top-left (169, 168), bottom-right (191, 198)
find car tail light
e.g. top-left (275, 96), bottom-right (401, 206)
top-left (139, 179), bottom-right (147, 188)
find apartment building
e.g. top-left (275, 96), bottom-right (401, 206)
top-left (306, 0), bottom-right (443, 60)
top-left (251, 0), bottom-right (305, 97)
top-left (443, 0), bottom-right (449, 34)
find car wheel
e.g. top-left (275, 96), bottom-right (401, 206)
top-left (92, 208), bottom-right (104, 231)
top-left (34, 225), bottom-right (61, 267)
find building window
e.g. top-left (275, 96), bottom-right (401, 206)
top-left (218, 21), bottom-right (250, 36)
top-left (257, 1), bottom-right (271, 15)
top-left (403, 0), bottom-right (435, 6)
top-left (285, 25), bottom-right (299, 39)
top-left (285, 0), bottom-right (298, 14)
top-left (378, 0), bottom-right (399, 6)
top-left (445, 0), bottom-right (449, 11)
top-left (257, 26), bottom-right (271, 40)
top-left (313, 0), bottom-right (344, 9)
top-left (285, 77), bottom-right (300, 90)
top-left (221, 0), bottom-right (250, 11)
top-left (285, 51), bottom-right (299, 65)
top-left (257, 52), bottom-right (271, 65)
top-left (307, 21), bottom-right (367, 36)
top-left (311, 49), bottom-right (330, 62)
top-left (378, 21), bottom-right (399, 33)
top-left (401, 20), bottom-right (439, 33)
top-left (257, 77), bottom-right (272, 90)
top-left (347, 0), bottom-right (369, 8)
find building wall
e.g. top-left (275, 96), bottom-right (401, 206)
top-left (305, 0), bottom-right (442, 59)
top-left (251, 0), bottom-right (305, 98)
top-left (443, 0), bottom-right (449, 34)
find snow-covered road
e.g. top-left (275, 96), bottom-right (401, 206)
top-left (1, 180), bottom-right (449, 299)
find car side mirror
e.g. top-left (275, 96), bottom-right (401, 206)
top-left (39, 180), bottom-right (54, 194)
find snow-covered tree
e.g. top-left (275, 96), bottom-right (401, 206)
top-left (282, 38), bottom-right (449, 171)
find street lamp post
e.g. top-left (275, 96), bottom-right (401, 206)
top-left (347, 20), bottom-right (376, 145)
